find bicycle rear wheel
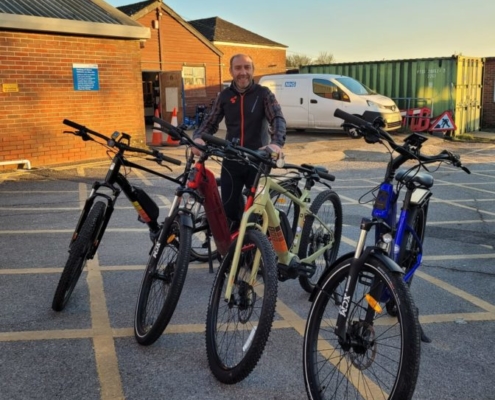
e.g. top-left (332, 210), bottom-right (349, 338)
top-left (298, 190), bottom-right (342, 293)
top-left (52, 201), bottom-right (106, 311)
top-left (303, 257), bottom-right (421, 400)
top-left (387, 205), bottom-right (427, 317)
top-left (399, 204), bottom-right (427, 282)
top-left (205, 229), bottom-right (278, 384)
top-left (270, 179), bottom-right (302, 241)
top-left (190, 202), bottom-right (218, 262)
top-left (134, 216), bottom-right (192, 345)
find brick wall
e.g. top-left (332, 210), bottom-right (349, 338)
top-left (136, 9), bottom-right (222, 119)
top-left (0, 31), bottom-right (145, 171)
top-left (214, 44), bottom-right (287, 84)
top-left (482, 58), bottom-right (495, 128)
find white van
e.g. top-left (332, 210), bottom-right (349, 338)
top-left (258, 73), bottom-right (402, 132)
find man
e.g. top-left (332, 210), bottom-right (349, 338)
top-left (193, 53), bottom-right (286, 230)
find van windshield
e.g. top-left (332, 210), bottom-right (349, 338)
top-left (335, 77), bottom-right (376, 95)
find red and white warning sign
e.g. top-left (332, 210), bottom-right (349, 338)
top-left (429, 111), bottom-right (457, 132)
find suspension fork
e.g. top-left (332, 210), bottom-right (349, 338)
top-left (223, 169), bottom-right (270, 302)
top-left (334, 218), bottom-right (388, 342)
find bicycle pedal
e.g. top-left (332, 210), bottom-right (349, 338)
top-left (276, 262), bottom-right (298, 281)
top-left (297, 262), bottom-right (316, 278)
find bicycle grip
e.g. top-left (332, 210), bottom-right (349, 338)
top-left (317, 170), bottom-right (335, 182)
top-left (157, 152), bottom-right (182, 166)
top-left (63, 119), bottom-right (86, 130)
top-left (201, 133), bottom-right (228, 148)
top-left (153, 116), bottom-right (182, 140)
top-left (334, 109), bottom-right (368, 127)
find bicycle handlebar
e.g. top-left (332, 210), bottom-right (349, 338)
top-left (286, 163), bottom-right (336, 182)
top-left (63, 119), bottom-right (182, 166)
top-left (333, 108), bottom-right (471, 174)
top-left (154, 116), bottom-right (336, 182)
top-left (201, 133), bottom-right (336, 182)
top-left (201, 133), bottom-right (275, 165)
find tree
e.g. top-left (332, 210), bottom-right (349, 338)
top-left (286, 52), bottom-right (334, 69)
top-left (313, 52), bottom-right (334, 65)
top-left (286, 54), bottom-right (313, 68)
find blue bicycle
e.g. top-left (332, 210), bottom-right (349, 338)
top-left (303, 108), bottom-right (470, 400)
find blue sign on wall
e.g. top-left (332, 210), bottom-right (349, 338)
top-left (72, 64), bottom-right (100, 91)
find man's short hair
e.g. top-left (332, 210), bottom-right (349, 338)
top-left (229, 54), bottom-right (254, 68)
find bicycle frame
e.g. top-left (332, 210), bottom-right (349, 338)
top-left (186, 153), bottom-right (231, 256)
top-left (372, 169), bottom-right (432, 284)
top-left (73, 150), bottom-right (180, 257)
top-left (224, 170), bottom-right (336, 301)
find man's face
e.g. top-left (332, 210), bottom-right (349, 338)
top-left (230, 55), bottom-right (254, 90)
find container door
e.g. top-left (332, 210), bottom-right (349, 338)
top-left (454, 56), bottom-right (483, 135)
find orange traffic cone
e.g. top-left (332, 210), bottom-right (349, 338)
top-left (151, 108), bottom-right (163, 146)
top-left (165, 107), bottom-right (180, 146)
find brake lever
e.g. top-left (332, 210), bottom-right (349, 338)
top-left (441, 150), bottom-right (471, 174)
top-left (64, 129), bottom-right (91, 141)
top-left (145, 156), bottom-right (173, 172)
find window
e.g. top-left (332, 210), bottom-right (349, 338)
top-left (182, 66), bottom-right (205, 88)
top-left (335, 77), bottom-right (375, 95)
top-left (182, 66), bottom-right (206, 97)
top-left (312, 79), bottom-right (340, 100)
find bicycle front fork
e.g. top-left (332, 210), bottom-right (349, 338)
top-left (334, 218), bottom-right (387, 343)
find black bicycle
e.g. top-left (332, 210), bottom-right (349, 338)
top-left (51, 120), bottom-right (182, 312)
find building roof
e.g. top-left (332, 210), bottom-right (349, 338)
top-left (189, 17), bottom-right (286, 48)
top-left (117, 0), bottom-right (222, 57)
top-left (0, 0), bottom-right (150, 39)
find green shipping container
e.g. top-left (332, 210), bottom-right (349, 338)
top-left (300, 56), bottom-right (483, 135)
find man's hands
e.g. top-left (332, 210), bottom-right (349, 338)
top-left (260, 144), bottom-right (285, 167)
top-left (263, 144), bottom-right (282, 154)
top-left (192, 138), bottom-right (205, 156)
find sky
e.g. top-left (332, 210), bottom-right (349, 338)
top-left (107, 0), bottom-right (495, 63)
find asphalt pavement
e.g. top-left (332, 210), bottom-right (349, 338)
top-left (1, 129), bottom-right (495, 399)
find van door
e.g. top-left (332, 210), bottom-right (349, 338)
top-left (308, 78), bottom-right (345, 128)
top-left (262, 77), bottom-right (309, 129)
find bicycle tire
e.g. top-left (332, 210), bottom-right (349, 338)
top-left (298, 190), bottom-right (343, 293)
top-left (190, 202), bottom-right (218, 262)
top-left (52, 201), bottom-right (106, 311)
top-left (399, 204), bottom-right (427, 282)
top-left (205, 229), bottom-right (278, 384)
top-left (386, 204), bottom-right (427, 317)
top-left (134, 216), bottom-right (192, 345)
top-left (303, 257), bottom-right (421, 400)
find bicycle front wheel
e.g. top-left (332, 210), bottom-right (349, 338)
top-left (205, 229), bottom-right (278, 384)
top-left (299, 189), bottom-right (343, 293)
top-left (303, 257), bottom-right (421, 400)
top-left (52, 201), bottom-right (106, 311)
top-left (134, 217), bottom-right (192, 345)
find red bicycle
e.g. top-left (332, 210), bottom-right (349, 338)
top-left (134, 118), bottom-right (306, 345)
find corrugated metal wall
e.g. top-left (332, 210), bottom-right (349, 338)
top-left (301, 56), bottom-right (483, 135)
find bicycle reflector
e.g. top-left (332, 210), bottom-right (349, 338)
top-left (365, 294), bottom-right (383, 314)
